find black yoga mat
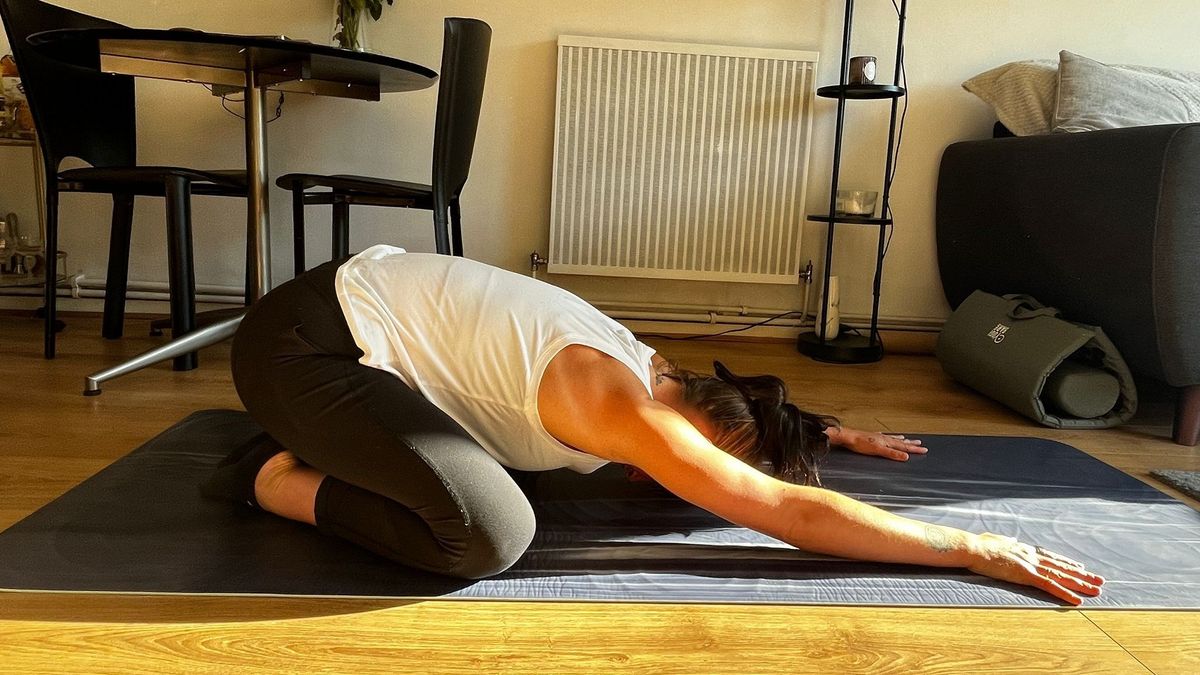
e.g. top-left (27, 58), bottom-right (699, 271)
top-left (1, 410), bottom-right (1197, 608)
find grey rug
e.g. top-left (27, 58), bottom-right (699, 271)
top-left (1151, 470), bottom-right (1200, 501)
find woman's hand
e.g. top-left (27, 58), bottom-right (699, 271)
top-left (966, 532), bottom-right (1105, 605)
top-left (832, 427), bottom-right (927, 461)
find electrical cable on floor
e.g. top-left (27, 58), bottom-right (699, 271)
top-left (638, 310), bottom-right (805, 341)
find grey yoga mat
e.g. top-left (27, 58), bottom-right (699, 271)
top-left (0, 410), bottom-right (1197, 608)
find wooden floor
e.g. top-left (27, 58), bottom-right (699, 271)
top-left (1, 314), bottom-right (1198, 674)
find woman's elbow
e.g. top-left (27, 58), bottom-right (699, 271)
top-left (779, 484), bottom-right (837, 544)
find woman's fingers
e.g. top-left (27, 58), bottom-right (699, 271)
top-left (1038, 564), bottom-right (1103, 597)
top-left (883, 435), bottom-right (928, 454)
top-left (1039, 555), bottom-right (1105, 586)
top-left (969, 534), bottom-right (1104, 605)
top-left (1022, 549), bottom-right (1102, 604)
top-left (854, 433), bottom-right (928, 461)
top-left (1031, 572), bottom-right (1084, 606)
top-left (870, 438), bottom-right (909, 461)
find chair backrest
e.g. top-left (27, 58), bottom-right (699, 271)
top-left (431, 17), bottom-right (491, 204)
top-left (0, 0), bottom-right (136, 170)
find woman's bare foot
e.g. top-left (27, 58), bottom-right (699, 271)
top-left (253, 451), bottom-right (326, 526)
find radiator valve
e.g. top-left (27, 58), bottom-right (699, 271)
top-left (530, 251), bottom-right (549, 278)
top-left (800, 259), bottom-right (814, 284)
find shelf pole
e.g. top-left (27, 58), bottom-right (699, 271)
top-left (820, 0), bottom-right (855, 344)
top-left (870, 0), bottom-right (907, 348)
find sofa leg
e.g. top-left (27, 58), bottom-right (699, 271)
top-left (1173, 385), bottom-right (1200, 446)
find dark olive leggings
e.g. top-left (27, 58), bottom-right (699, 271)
top-left (230, 259), bottom-right (537, 579)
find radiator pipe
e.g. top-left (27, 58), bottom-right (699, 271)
top-left (74, 275), bottom-right (244, 298)
top-left (6, 266), bottom-right (939, 329)
top-left (0, 275), bottom-right (242, 304)
top-left (592, 300), bottom-right (799, 318)
top-left (612, 309), bottom-right (938, 333)
top-left (606, 309), bottom-right (806, 327)
top-left (594, 259), bottom-right (817, 328)
top-left (74, 289), bottom-right (240, 305)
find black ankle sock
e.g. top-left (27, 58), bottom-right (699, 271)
top-left (199, 432), bottom-right (285, 509)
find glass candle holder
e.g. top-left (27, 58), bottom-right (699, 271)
top-left (835, 189), bottom-right (878, 216)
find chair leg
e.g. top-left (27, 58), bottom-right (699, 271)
top-left (43, 186), bottom-right (60, 359)
top-left (292, 182), bottom-right (307, 276)
top-left (432, 202), bottom-right (451, 255)
top-left (332, 198), bottom-right (350, 261)
top-left (102, 193), bottom-right (135, 339)
top-left (449, 199), bottom-right (464, 257)
top-left (1173, 385), bottom-right (1200, 446)
top-left (164, 176), bottom-right (198, 371)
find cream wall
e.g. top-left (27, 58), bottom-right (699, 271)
top-left (2, 0), bottom-right (1199, 322)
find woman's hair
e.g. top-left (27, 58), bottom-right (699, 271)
top-left (660, 360), bottom-right (839, 486)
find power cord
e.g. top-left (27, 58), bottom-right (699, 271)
top-left (638, 310), bottom-right (804, 341)
top-left (883, 0), bottom-right (908, 259)
top-left (203, 84), bottom-right (286, 123)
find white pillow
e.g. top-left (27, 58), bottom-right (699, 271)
top-left (1053, 50), bottom-right (1200, 132)
top-left (962, 60), bottom-right (1059, 136)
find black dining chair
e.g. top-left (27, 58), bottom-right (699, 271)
top-left (0, 0), bottom-right (248, 369)
top-left (277, 17), bottom-right (490, 270)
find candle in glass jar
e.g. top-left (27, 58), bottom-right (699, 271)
top-left (835, 190), bottom-right (879, 216)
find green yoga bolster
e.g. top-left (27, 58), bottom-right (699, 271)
top-left (1043, 360), bottom-right (1121, 419)
top-left (936, 290), bottom-right (1137, 429)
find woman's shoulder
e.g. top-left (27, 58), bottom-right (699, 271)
top-left (541, 344), bottom-right (652, 403)
top-left (536, 344), bottom-right (655, 461)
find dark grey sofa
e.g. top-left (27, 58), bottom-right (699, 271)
top-left (937, 122), bottom-right (1200, 445)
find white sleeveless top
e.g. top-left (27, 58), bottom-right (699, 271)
top-left (334, 245), bottom-right (657, 473)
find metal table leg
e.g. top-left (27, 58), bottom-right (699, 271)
top-left (83, 314), bottom-right (243, 395)
top-left (245, 83), bottom-right (272, 301)
top-left (81, 80), bottom-right (272, 395)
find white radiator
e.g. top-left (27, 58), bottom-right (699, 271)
top-left (549, 36), bottom-right (818, 284)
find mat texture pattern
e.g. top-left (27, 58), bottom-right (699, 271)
top-left (1, 410), bottom-right (1198, 607)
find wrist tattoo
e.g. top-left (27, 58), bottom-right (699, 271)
top-left (925, 525), bottom-right (956, 553)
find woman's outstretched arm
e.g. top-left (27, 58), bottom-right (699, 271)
top-left (610, 402), bottom-right (1101, 604)
top-left (539, 356), bottom-right (1103, 605)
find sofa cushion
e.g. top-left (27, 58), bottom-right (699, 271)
top-left (1054, 50), bottom-right (1200, 132)
top-left (962, 60), bottom-right (1059, 136)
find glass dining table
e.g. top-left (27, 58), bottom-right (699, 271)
top-left (26, 27), bottom-right (438, 394)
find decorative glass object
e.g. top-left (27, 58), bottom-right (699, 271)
top-left (10, 211), bottom-right (40, 251)
top-left (835, 189), bottom-right (879, 216)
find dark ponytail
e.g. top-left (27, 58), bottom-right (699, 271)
top-left (665, 360), bottom-right (839, 486)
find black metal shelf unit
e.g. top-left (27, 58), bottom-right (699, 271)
top-left (799, 0), bottom-right (908, 364)
top-left (816, 83), bottom-right (906, 100)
